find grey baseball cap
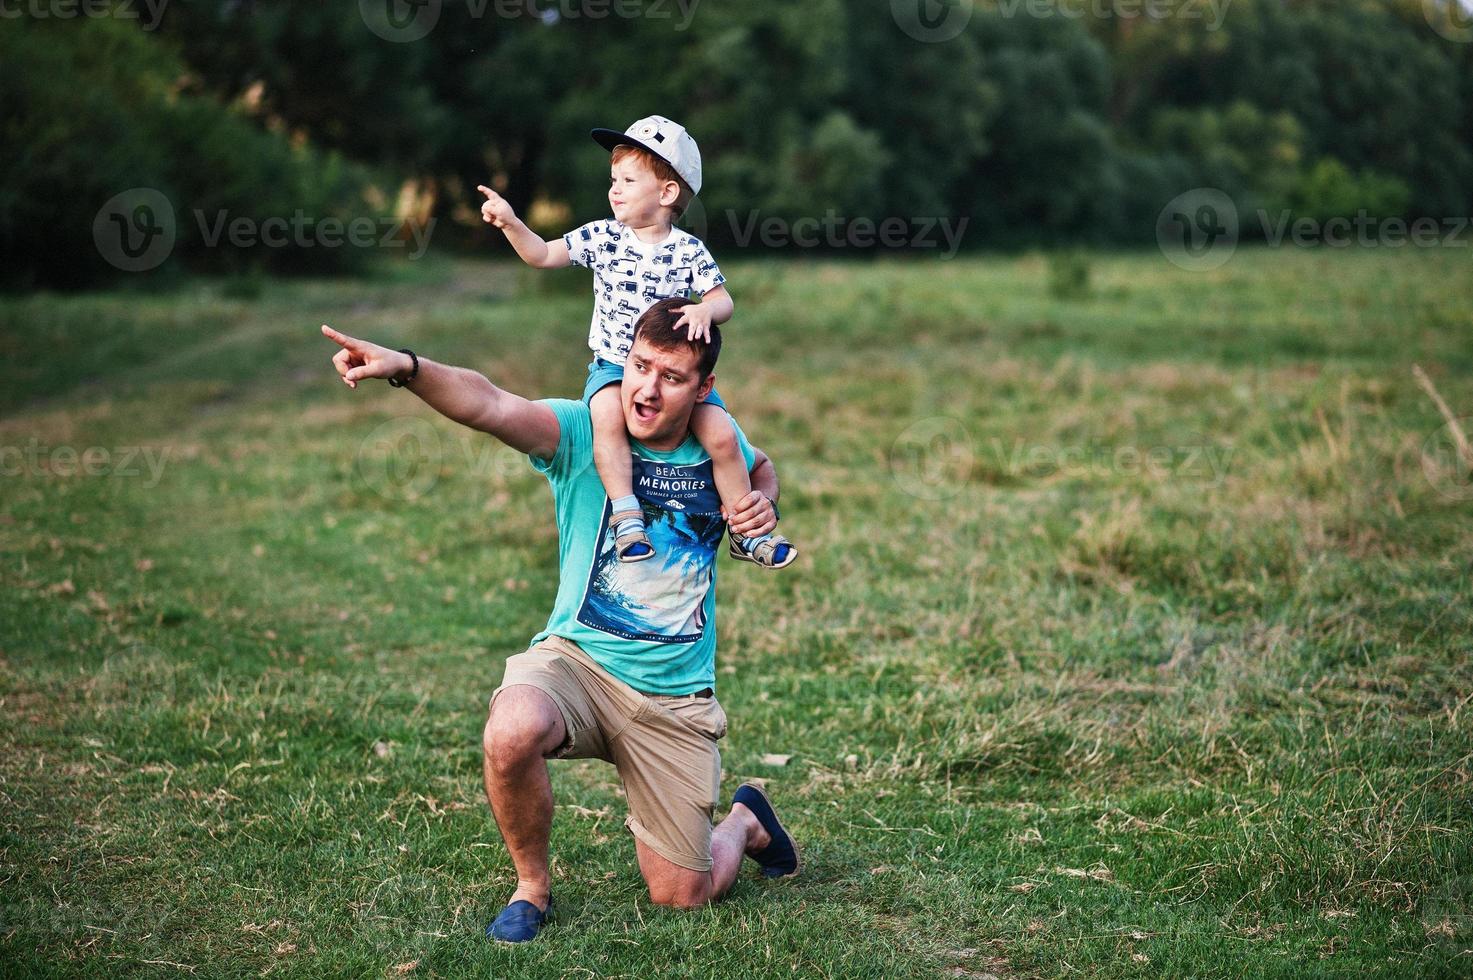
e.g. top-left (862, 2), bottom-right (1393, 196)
top-left (591, 115), bottom-right (703, 196)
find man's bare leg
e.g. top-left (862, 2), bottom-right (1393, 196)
top-left (633, 801), bottom-right (772, 909)
top-left (482, 686), bottom-right (567, 911)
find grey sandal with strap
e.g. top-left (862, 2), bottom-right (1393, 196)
top-left (612, 509), bottom-right (655, 563)
top-left (729, 532), bottom-right (798, 569)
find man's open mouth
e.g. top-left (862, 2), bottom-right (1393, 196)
top-left (632, 402), bottom-right (658, 422)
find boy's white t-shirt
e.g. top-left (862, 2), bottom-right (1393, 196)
top-left (562, 220), bottom-right (726, 364)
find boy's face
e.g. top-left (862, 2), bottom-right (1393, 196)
top-left (609, 154), bottom-right (680, 227)
top-left (620, 335), bottom-right (715, 450)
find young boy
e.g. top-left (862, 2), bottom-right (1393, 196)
top-left (477, 114), bottom-right (796, 568)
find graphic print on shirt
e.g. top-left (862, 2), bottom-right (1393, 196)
top-left (576, 453), bottom-right (725, 643)
top-left (563, 221), bottom-right (726, 364)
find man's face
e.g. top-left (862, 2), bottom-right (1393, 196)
top-left (620, 336), bottom-right (714, 449)
top-left (609, 154), bottom-right (677, 227)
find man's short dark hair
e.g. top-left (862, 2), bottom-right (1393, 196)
top-left (630, 297), bottom-right (722, 380)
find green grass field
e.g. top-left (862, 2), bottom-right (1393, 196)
top-left (3, 248), bottom-right (1471, 978)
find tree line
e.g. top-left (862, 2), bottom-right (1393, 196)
top-left (4, 0), bottom-right (1470, 287)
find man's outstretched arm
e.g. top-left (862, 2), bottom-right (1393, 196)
top-left (322, 324), bottom-right (560, 459)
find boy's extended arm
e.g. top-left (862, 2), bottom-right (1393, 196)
top-left (477, 185), bottom-right (570, 269)
top-left (322, 324), bottom-right (560, 459)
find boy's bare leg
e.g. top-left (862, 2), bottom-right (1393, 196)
top-left (692, 403), bottom-right (795, 567)
top-left (591, 385), bottom-right (635, 503)
top-left (691, 402), bottom-right (755, 520)
top-left (591, 385), bottom-right (651, 560)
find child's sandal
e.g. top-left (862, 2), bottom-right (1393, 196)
top-left (729, 532), bottom-right (798, 570)
top-left (612, 510), bottom-right (655, 563)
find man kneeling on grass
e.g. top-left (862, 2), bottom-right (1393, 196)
top-left (322, 298), bottom-right (800, 943)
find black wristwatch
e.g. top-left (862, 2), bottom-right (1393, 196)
top-left (387, 348), bottom-right (419, 387)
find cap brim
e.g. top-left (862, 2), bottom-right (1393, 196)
top-left (591, 128), bottom-right (638, 153)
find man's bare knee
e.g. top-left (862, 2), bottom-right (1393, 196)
top-left (485, 687), bottom-right (563, 772)
top-left (648, 875), bottom-right (712, 910)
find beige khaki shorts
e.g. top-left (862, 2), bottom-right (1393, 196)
top-left (491, 634), bottom-right (728, 872)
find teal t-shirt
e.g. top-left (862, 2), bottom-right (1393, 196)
top-left (528, 398), bottom-right (756, 695)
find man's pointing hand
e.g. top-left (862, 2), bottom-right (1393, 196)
top-left (322, 324), bottom-right (413, 389)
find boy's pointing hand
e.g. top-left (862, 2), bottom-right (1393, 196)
top-left (477, 185), bottom-right (515, 229)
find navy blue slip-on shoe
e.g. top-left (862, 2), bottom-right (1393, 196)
top-left (486, 896), bottom-right (553, 943)
top-left (732, 783), bottom-right (801, 879)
